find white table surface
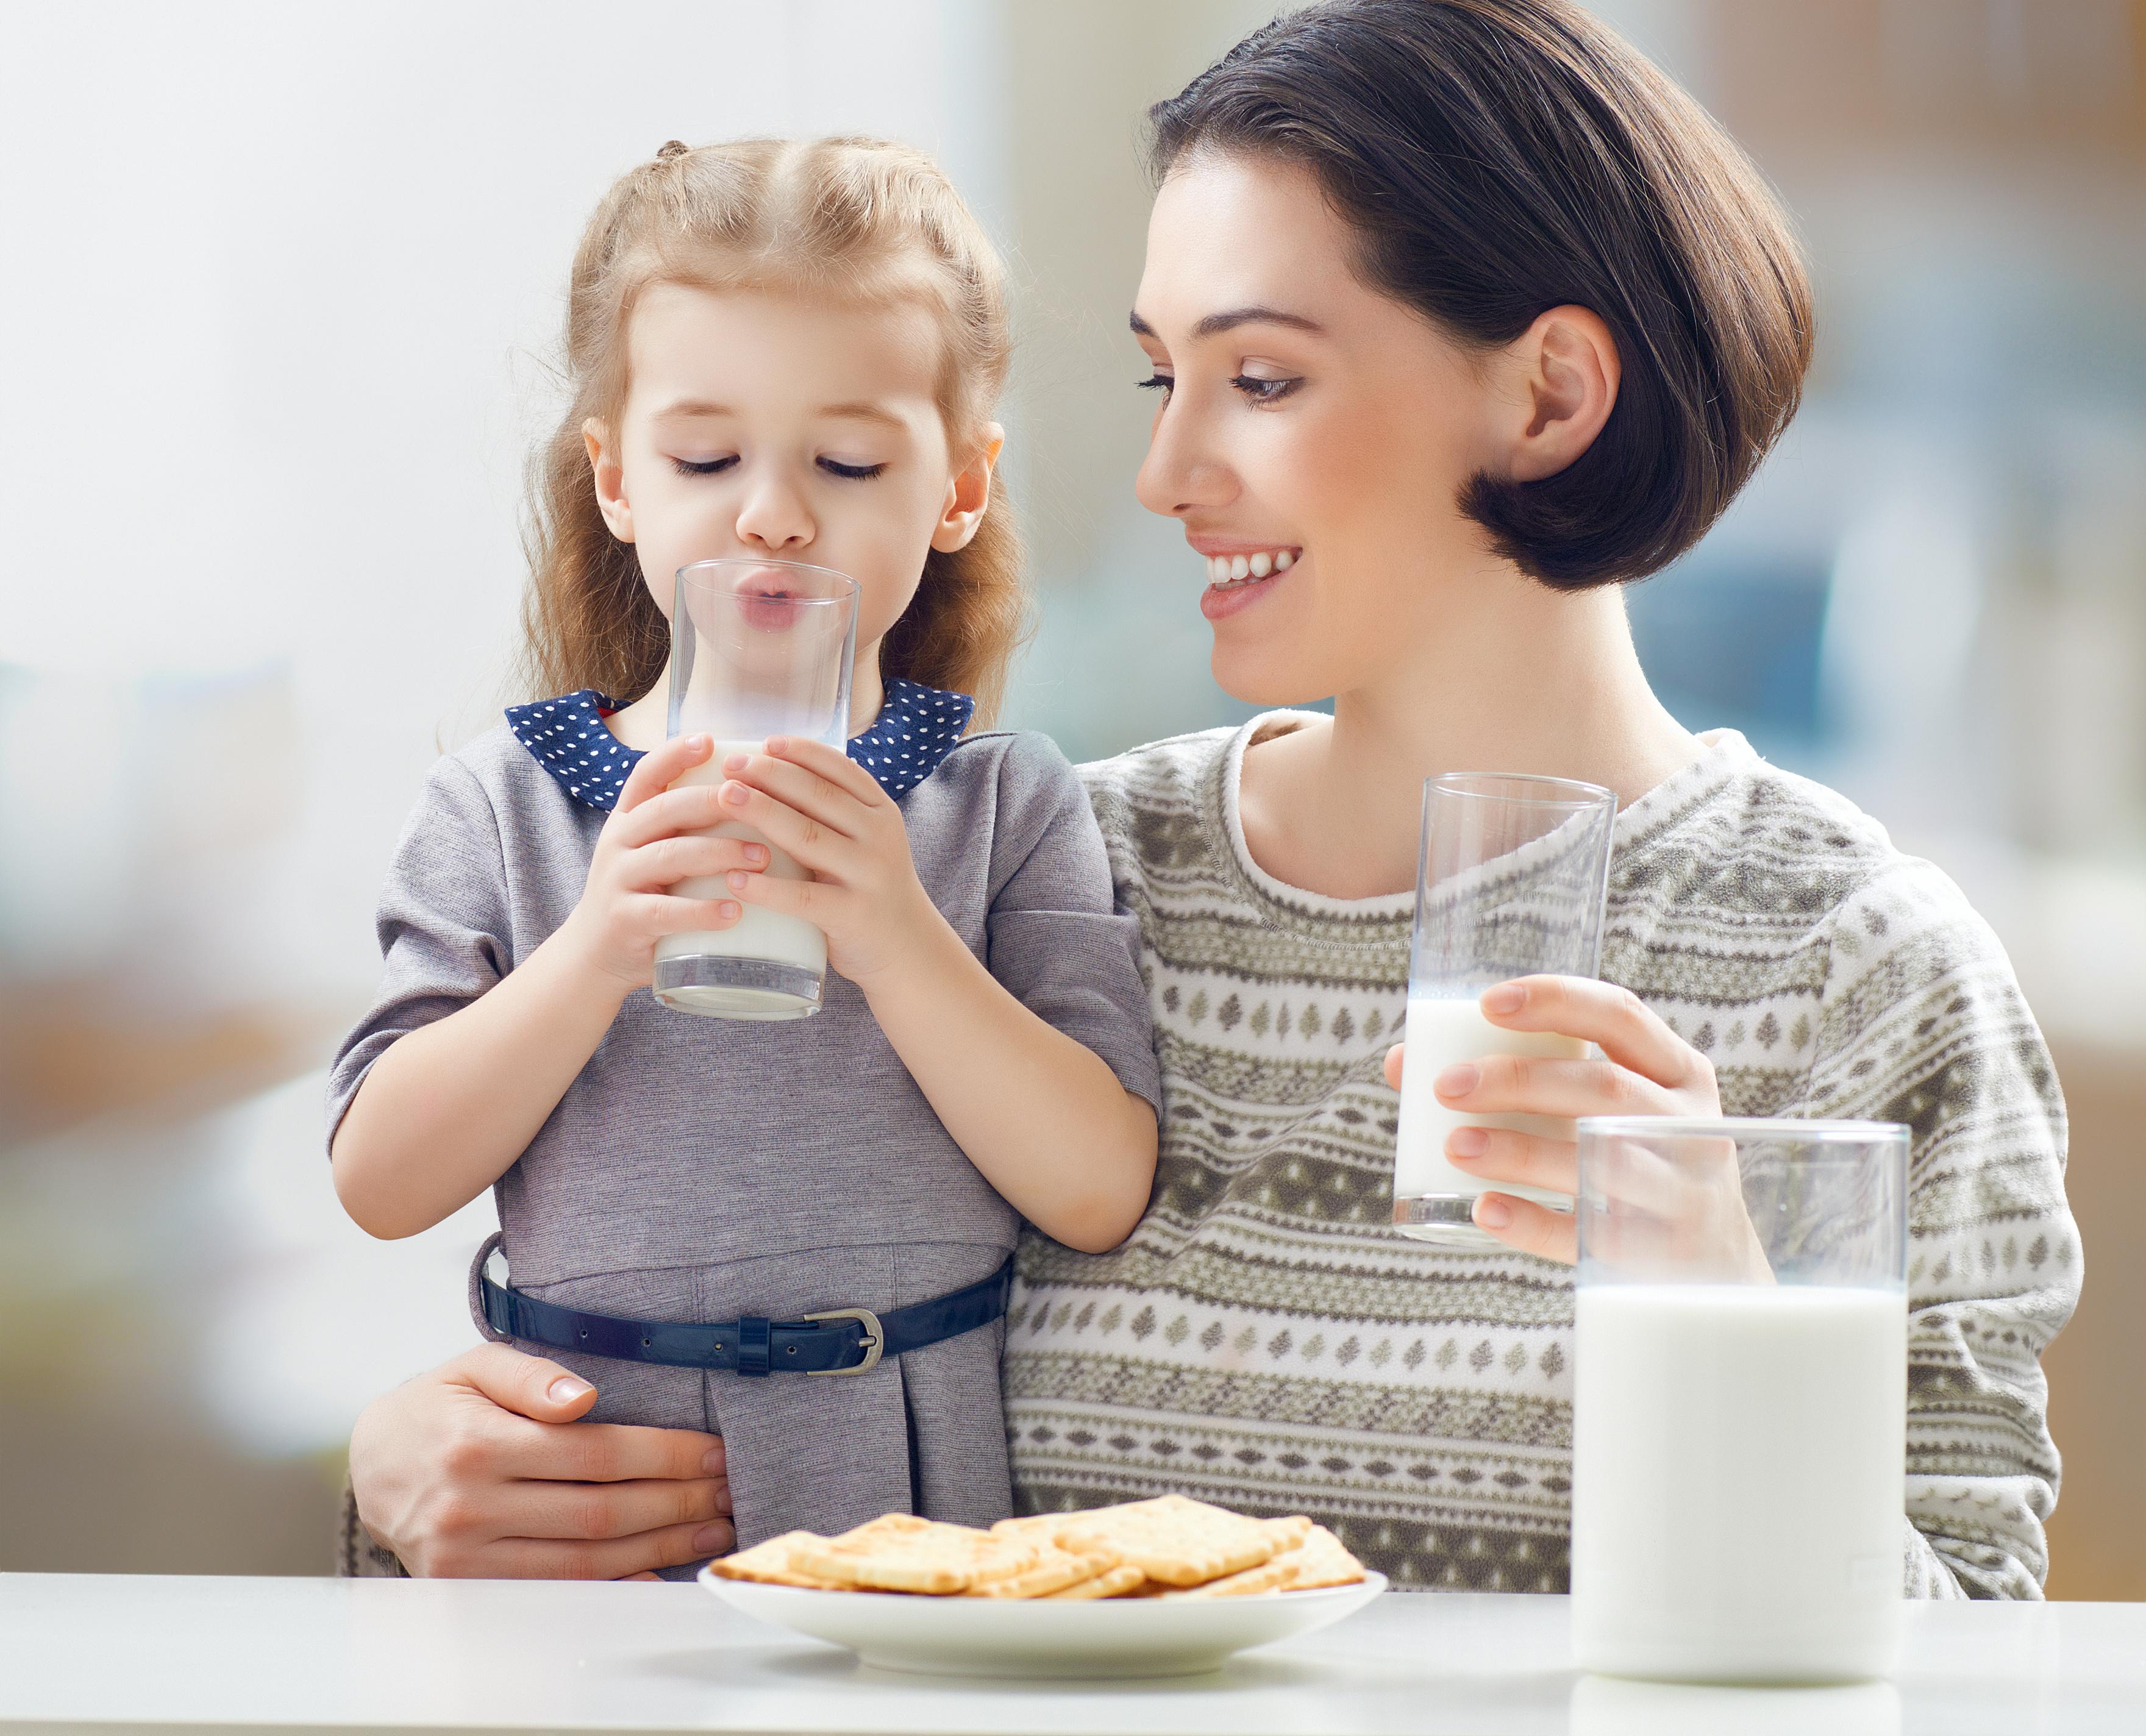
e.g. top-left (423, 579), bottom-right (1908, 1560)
top-left (1, 1574), bottom-right (2139, 1735)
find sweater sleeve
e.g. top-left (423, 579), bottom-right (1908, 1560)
top-left (1795, 859), bottom-right (2081, 1599)
top-left (323, 756), bottom-right (515, 1154)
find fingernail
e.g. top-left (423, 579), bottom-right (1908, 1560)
top-left (1436, 1062), bottom-right (1480, 1097)
top-left (724, 753), bottom-right (749, 772)
top-left (766, 736), bottom-right (788, 754)
top-left (1449, 1126), bottom-right (1488, 1158)
top-left (1475, 1195), bottom-right (1513, 1230)
top-left (688, 734), bottom-right (711, 753)
top-left (746, 844), bottom-right (767, 864)
top-left (701, 1446), bottom-right (725, 1475)
top-left (720, 781), bottom-right (746, 805)
top-left (547, 1376), bottom-right (591, 1403)
top-left (727, 872), bottom-right (749, 892)
top-left (693, 1523), bottom-right (730, 1554)
top-left (718, 901), bottom-right (740, 920)
top-left (1482, 983), bottom-right (1525, 1014)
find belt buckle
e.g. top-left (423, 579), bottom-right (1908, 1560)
top-left (802, 1306), bottom-right (884, 1376)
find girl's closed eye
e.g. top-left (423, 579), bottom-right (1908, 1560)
top-left (819, 457), bottom-right (888, 480)
top-left (671, 454), bottom-right (739, 477)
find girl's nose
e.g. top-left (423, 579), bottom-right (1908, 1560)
top-left (733, 477), bottom-right (815, 552)
top-left (1134, 391), bottom-right (1236, 522)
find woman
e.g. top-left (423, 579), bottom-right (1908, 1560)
top-left (343, 0), bottom-right (2076, 1595)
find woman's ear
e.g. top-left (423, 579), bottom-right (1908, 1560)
top-left (1494, 306), bottom-right (1620, 484)
top-left (583, 417), bottom-right (635, 542)
top-left (930, 422), bottom-right (1005, 553)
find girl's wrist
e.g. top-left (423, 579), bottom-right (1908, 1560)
top-left (847, 891), bottom-right (963, 1004)
top-left (541, 912), bottom-right (640, 1014)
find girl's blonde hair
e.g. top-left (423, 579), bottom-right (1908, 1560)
top-left (518, 137), bottom-right (1027, 725)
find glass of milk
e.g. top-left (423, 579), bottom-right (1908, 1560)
top-left (1391, 772), bottom-right (1617, 1247)
top-left (1570, 1117), bottom-right (1910, 1684)
top-left (651, 558), bottom-right (859, 1022)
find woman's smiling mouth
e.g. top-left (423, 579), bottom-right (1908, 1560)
top-left (1194, 541), bottom-right (1300, 620)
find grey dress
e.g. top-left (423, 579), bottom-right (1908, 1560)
top-left (326, 690), bottom-right (1160, 1568)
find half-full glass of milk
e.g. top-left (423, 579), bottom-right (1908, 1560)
top-left (1571, 1117), bottom-right (1910, 1684)
top-left (652, 558), bottom-right (859, 1022)
top-left (1391, 772), bottom-right (1617, 1247)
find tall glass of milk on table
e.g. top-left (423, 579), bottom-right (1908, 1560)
top-left (1571, 1118), bottom-right (1909, 1683)
top-left (652, 558), bottom-right (859, 1021)
top-left (1391, 772), bottom-right (1617, 1247)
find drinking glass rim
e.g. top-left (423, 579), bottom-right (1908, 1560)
top-left (1424, 770), bottom-right (1616, 808)
top-left (1577, 1115), bottom-right (1911, 1142)
top-left (676, 557), bottom-right (860, 602)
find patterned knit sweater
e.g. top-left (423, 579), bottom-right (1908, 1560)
top-left (1005, 714), bottom-right (2081, 1598)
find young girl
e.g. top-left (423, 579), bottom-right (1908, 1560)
top-left (325, 137), bottom-right (1161, 1571)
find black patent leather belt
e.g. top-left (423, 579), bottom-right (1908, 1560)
top-left (479, 1245), bottom-right (1014, 1378)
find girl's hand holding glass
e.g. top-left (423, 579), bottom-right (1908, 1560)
top-left (712, 736), bottom-right (941, 989)
top-left (557, 733), bottom-right (771, 996)
top-left (1382, 973), bottom-right (1724, 1264)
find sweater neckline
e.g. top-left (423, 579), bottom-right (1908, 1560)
top-left (1211, 711), bottom-right (1760, 941)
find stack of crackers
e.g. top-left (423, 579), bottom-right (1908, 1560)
top-left (710, 1493), bottom-right (1367, 1601)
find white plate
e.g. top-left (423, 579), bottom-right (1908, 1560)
top-left (699, 1565), bottom-right (1388, 1679)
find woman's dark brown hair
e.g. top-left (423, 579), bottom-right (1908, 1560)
top-left (1147, 0), bottom-right (1813, 588)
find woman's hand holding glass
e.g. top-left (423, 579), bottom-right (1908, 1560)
top-left (555, 734), bottom-right (767, 995)
top-left (710, 736), bottom-right (944, 987)
top-left (1383, 973), bottom-right (1725, 1264)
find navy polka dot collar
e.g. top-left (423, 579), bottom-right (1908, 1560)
top-left (505, 678), bottom-right (976, 812)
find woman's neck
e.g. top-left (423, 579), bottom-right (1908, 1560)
top-left (600, 647), bottom-right (886, 754)
top-left (1238, 575), bottom-right (1700, 902)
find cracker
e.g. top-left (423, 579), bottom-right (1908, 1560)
top-left (1279, 1523), bottom-right (1367, 1591)
top-left (1163, 1548), bottom-right (1301, 1598)
top-left (966, 1542), bottom-right (1122, 1600)
top-left (796, 1517), bottom-right (1039, 1596)
top-left (706, 1531), bottom-right (849, 1590)
top-left (1041, 1562), bottom-right (1149, 1600)
top-left (1050, 1493), bottom-right (1278, 1587)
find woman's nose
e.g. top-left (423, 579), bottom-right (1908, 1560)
top-left (1134, 393), bottom-right (1235, 521)
top-left (733, 477), bottom-right (815, 552)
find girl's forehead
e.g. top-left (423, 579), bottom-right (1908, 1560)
top-left (623, 280), bottom-right (944, 409)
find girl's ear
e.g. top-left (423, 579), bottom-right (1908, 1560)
top-left (1491, 307), bottom-right (1621, 485)
top-left (930, 422), bottom-right (1005, 553)
top-left (583, 417), bottom-right (635, 542)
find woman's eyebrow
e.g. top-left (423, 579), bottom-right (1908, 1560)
top-left (1128, 306), bottom-right (1325, 340)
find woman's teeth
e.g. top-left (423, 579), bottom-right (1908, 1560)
top-left (1205, 549), bottom-right (1296, 586)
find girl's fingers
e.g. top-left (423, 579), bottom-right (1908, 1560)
top-left (718, 747), bottom-right (872, 838)
top-left (1472, 1192), bottom-right (1578, 1265)
top-left (618, 833), bottom-right (768, 893)
top-left (1481, 976), bottom-right (1713, 1093)
top-left (1435, 1052), bottom-right (1675, 1121)
top-left (1382, 1043), bottom-right (1405, 1092)
top-left (637, 893), bottom-right (743, 935)
top-left (614, 733), bottom-right (713, 816)
top-left (764, 735), bottom-right (888, 808)
top-left (610, 783), bottom-right (733, 850)
top-left (724, 864), bottom-right (832, 925)
top-left (713, 780), bottom-right (864, 878)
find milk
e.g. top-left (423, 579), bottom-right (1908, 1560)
top-left (1392, 995), bottom-right (1591, 1231)
top-left (652, 745), bottom-right (827, 1020)
top-left (1572, 1283), bottom-right (1906, 1682)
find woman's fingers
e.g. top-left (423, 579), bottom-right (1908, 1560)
top-left (1481, 976), bottom-right (1713, 1093)
top-left (481, 1412), bottom-right (727, 1486)
top-left (443, 1342), bottom-right (602, 1423)
top-left (1444, 1125), bottom-right (1577, 1201)
top-left (1472, 1192), bottom-right (1578, 1264)
top-left (1435, 1051), bottom-right (1674, 1121)
top-left (455, 1517), bottom-right (736, 1582)
top-left (488, 1473), bottom-right (731, 1544)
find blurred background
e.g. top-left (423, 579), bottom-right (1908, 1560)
top-left (1, 0), bottom-right (2139, 1597)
